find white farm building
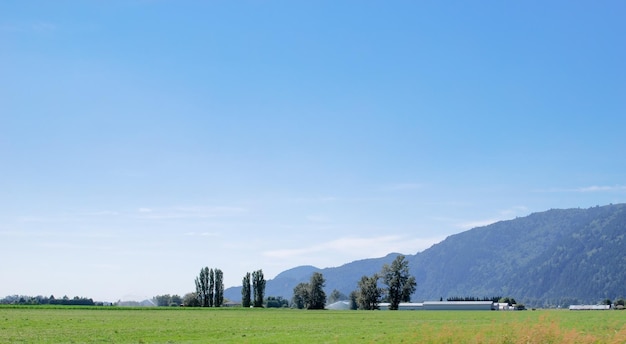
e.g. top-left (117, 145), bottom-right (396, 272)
top-left (378, 302), bottom-right (424, 310)
top-left (423, 301), bottom-right (494, 310)
top-left (568, 305), bottom-right (611, 310)
top-left (378, 301), bottom-right (495, 311)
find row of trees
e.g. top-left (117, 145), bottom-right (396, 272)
top-left (154, 294), bottom-right (183, 307)
top-left (265, 296), bottom-right (289, 308)
top-left (194, 267), bottom-right (224, 307)
top-left (241, 270), bottom-right (266, 307)
top-left (0, 295), bottom-right (97, 306)
top-left (353, 255), bottom-right (417, 310)
top-left (153, 267), bottom-right (268, 308)
top-left (290, 255), bottom-right (417, 311)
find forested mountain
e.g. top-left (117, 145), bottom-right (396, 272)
top-left (225, 204), bottom-right (626, 307)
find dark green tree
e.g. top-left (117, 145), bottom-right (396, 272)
top-left (208, 268), bottom-right (215, 307)
top-left (183, 292), bottom-right (200, 307)
top-left (265, 296), bottom-right (289, 308)
top-left (195, 267), bottom-right (211, 307)
top-left (292, 282), bottom-right (309, 309)
top-left (356, 274), bottom-right (382, 310)
top-left (170, 294), bottom-right (182, 306)
top-left (241, 272), bottom-right (251, 308)
top-left (214, 268), bottom-right (224, 307)
top-left (349, 291), bottom-right (358, 310)
top-left (252, 269), bottom-right (266, 307)
top-left (154, 294), bottom-right (171, 307)
top-left (381, 255), bottom-right (416, 310)
top-left (307, 272), bottom-right (326, 310)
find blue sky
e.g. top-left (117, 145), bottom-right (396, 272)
top-left (1, 1), bottom-right (625, 301)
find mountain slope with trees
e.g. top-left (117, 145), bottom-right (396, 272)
top-left (225, 204), bottom-right (626, 306)
top-left (410, 204), bottom-right (626, 305)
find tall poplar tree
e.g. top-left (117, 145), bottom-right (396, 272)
top-left (214, 268), bottom-right (224, 307)
top-left (194, 267), bottom-right (211, 307)
top-left (241, 272), bottom-right (251, 308)
top-left (252, 269), bottom-right (266, 307)
top-left (208, 268), bottom-right (215, 307)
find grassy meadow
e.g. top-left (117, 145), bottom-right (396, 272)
top-left (1, 306), bottom-right (625, 343)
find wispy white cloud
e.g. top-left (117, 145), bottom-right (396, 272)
top-left (305, 215), bottom-right (331, 223)
top-left (263, 235), bottom-right (444, 263)
top-left (17, 216), bottom-right (82, 223)
top-left (499, 205), bottom-right (528, 216)
top-left (0, 229), bottom-right (119, 239)
top-left (136, 206), bottom-right (247, 220)
top-left (575, 185), bottom-right (626, 192)
top-left (382, 183), bottom-right (424, 191)
top-left (454, 206), bottom-right (529, 230)
top-left (17, 210), bottom-right (118, 223)
top-left (455, 219), bottom-right (500, 230)
top-left (289, 195), bottom-right (384, 203)
top-left (86, 210), bottom-right (120, 216)
top-left (35, 241), bottom-right (84, 249)
top-left (289, 196), bottom-right (338, 203)
top-left (184, 231), bottom-right (220, 237)
top-left (89, 263), bottom-right (121, 271)
top-left (0, 230), bottom-right (49, 237)
top-left (535, 185), bottom-right (626, 193)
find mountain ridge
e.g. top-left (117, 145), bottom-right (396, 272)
top-left (225, 204), bottom-right (626, 306)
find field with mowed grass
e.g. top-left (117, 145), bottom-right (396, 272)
top-left (1, 306), bottom-right (625, 343)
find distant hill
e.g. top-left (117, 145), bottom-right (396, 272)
top-left (225, 204), bottom-right (626, 307)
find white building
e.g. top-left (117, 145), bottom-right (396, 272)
top-left (495, 302), bottom-right (515, 310)
top-left (422, 301), bottom-right (494, 310)
top-left (378, 302), bottom-right (424, 310)
top-left (568, 305), bottom-right (611, 310)
top-left (378, 301), bottom-right (494, 310)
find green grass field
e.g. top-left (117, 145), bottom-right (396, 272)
top-left (1, 306), bottom-right (625, 343)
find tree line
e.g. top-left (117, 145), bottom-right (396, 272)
top-left (174, 257), bottom-right (416, 310)
top-left (167, 267), bottom-right (268, 308)
top-left (240, 270), bottom-right (266, 307)
top-left (6, 256), bottom-right (624, 310)
top-left (349, 255), bottom-right (417, 310)
top-left (194, 267), bottom-right (224, 307)
top-left (0, 295), bottom-right (97, 306)
top-left (288, 255), bottom-right (417, 310)
top-left (0, 256), bottom-right (417, 310)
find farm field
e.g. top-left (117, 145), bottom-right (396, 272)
top-left (1, 306), bottom-right (625, 343)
